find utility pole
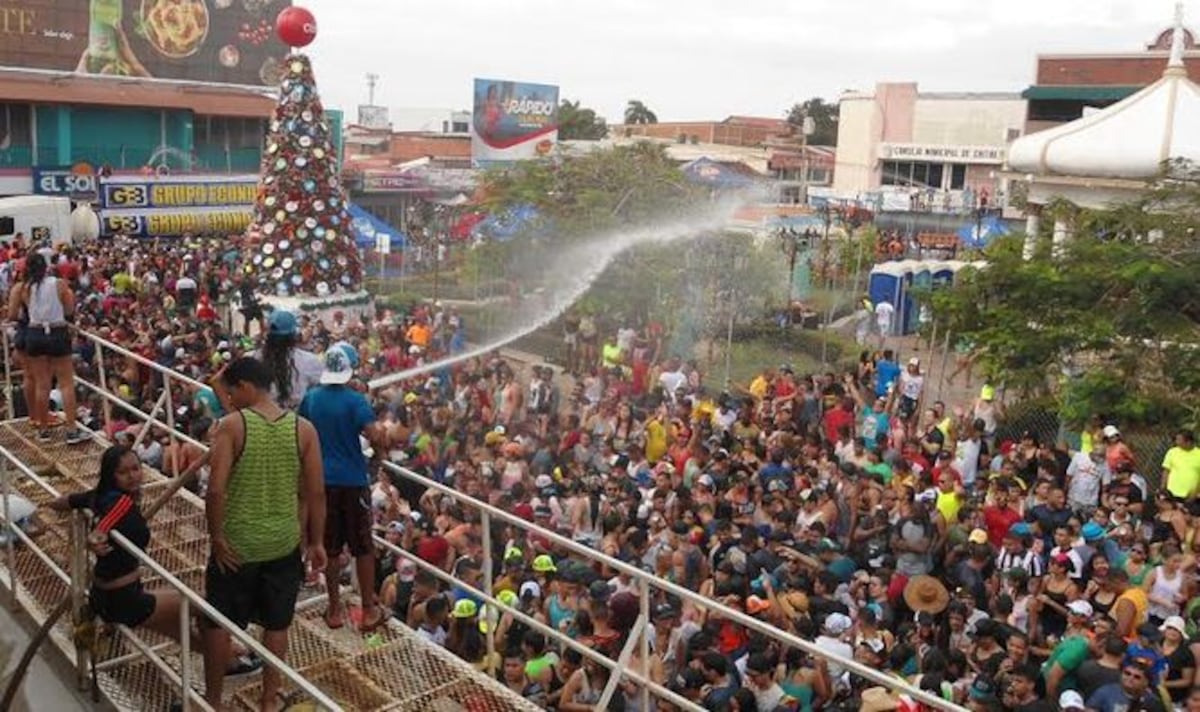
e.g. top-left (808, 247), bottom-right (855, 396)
top-left (366, 73), bottom-right (380, 105)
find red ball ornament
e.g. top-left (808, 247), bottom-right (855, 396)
top-left (276, 6), bottom-right (317, 48)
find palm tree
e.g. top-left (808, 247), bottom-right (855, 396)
top-left (624, 100), bottom-right (658, 125)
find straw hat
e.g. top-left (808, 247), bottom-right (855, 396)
top-left (860, 687), bottom-right (899, 712)
top-left (903, 575), bottom-right (950, 614)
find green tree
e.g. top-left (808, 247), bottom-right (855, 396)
top-left (624, 99), bottom-right (658, 125)
top-left (556, 99), bottom-right (609, 140)
top-left (786, 97), bottom-right (839, 145)
top-left (928, 180), bottom-right (1200, 429)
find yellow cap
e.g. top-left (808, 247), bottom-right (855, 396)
top-left (451, 599), bottom-right (478, 619)
top-left (980, 385), bottom-right (995, 400)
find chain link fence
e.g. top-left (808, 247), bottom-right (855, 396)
top-left (995, 400), bottom-right (1175, 491)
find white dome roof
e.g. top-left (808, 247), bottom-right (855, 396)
top-left (1009, 15), bottom-right (1200, 180)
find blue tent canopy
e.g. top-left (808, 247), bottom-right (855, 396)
top-left (681, 157), bottom-right (757, 189)
top-left (474, 204), bottom-right (542, 242)
top-left (957, 215), bottom-right (1009, 249)
top-left (347, 203), bottom-right (407, 250)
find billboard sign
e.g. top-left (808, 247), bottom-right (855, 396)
top-left (471, 78), bottom-right (558, 165)
top-left (0, 0), bottom-right (292, 87)
top-left (100, 205), bottom-right (253, 237)
top-left (32, 163), bottom-right (99, 200)
top-left (98, 173), bottom-right (256, 236)
top-left (98, 174), bottom-right (257, 209)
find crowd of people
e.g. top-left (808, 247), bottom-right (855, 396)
top-left (4, 234), bottom-right (1200, 712)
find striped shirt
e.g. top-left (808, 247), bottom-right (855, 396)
top-left (222, 410), bottom-right (302, 563)
top-left (995, 547), bottom-right (1044, 578)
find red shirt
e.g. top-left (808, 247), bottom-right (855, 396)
top-left (983, 505), bottom-right (1022, 547)
top-left (416, 535), bottom-right (450, 568)
top-left (823, 407), bottom-right (855, 443)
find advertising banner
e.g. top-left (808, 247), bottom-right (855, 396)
top-left (32, 163), bottom-right (99, 200)
top-left (98, 173), bottom-right (256, 237)
top-left (471, 78), bottom-right (558, 165)
top-left (0, 0), bottom-right (292, 87)
top-left (99, 174), bottom-right (258, 209)
top-left (99, 205), bottom-right (253, 237)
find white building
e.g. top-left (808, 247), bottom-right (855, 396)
top-left (834, 83), bottom-right (1027, 213)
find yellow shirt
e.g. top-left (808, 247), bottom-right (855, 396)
top-left (936, 490), bottom-right (962, 524)
top-left (1116, 588), bottom-right (1149, 636)
top-left (749, 375), bottom-right (769, 400)
top-left (1163, 446), bottom-right (1200, 498)
top-left (645, 419), bottom-right (668, 463)
top-left (602, 343), bottom-right (622, 368)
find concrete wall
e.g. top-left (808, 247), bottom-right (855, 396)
top-left (912, 98), bottom-right (1027, 146)
top-left (833, 94), bottom-right (881, 194)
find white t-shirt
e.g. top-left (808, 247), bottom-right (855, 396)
top-left (874, 301), bottom-right (895, 333)
top-left (253, 347), bottom-right (324, 408)
top-left (899, 371), bottom-right (924, 400)
top-left (659, 370), bottom-right (687, 397)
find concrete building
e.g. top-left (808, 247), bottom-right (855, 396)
top-left (1022, 25), bottom-right (1200, 133)
top-left (613, 116), bottom-right (791, 148)
top-left (833, 83), bottom-right (1026, 213)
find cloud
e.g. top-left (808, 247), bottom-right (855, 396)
top-left (302, 0), bottom-right (1182, 121)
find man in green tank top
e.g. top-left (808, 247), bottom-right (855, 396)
top-left (202, 357), bottom-right (327, 711)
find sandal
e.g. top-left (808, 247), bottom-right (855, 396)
top-left (358, 605), bottom-right (387, 633)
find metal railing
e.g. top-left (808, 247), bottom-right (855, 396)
top-left (0, 327), bottom-right (341, 711)
top-left (0, 324), bottom-right (968, 711)
top-left (376, 461), bottom-right (966, 712)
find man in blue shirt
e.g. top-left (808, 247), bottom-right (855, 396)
top-left (299, 343), bottom-right (389, 632)
top-left (875, 349), bottom-right (901, 398)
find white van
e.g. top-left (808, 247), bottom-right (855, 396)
top-left (0, 196), bottom-right (73, 247)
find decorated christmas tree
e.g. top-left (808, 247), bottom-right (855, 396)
top-left (244, 52), bottom-right (362, 298)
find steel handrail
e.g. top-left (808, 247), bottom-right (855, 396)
top-left (371, 532), bottom-right (701, 711)
top-left (71, 326), bottom-right (211, 393)
top-left (109, 530), bottom-right (343, 712)
top-left (76, 379), bottom-right (208, 450)
top-left (7, 326), bottom-right (964, 708)
top-left (0, 440), bottom-right (339, 710)
top-left (380, 461), bottom-right (966, 711)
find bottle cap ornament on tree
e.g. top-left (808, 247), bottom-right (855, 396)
top-left (276, 6), bottom-right (317, 48)
top-left (244, 53), bottom-right (362, 298)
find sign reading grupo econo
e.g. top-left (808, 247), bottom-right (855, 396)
top-left (471, 78), bottom-right (559, 166)
top-left (98, 174), bottom-right (257, 237)
top-left (0, 0), bottom-right (292, 86)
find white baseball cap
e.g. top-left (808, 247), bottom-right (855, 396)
top-left (1102, 425), bottom-right (1120, 438)
top-left (1066, 600), bottom-right (1093, 617)
top-left (1058, 690), bottom-right (1084, 710)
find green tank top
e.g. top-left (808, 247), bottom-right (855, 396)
top-left (223, 409), bottom-right (302, 563)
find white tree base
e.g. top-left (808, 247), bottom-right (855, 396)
top-left (260, 290), bottom-right (375, 327)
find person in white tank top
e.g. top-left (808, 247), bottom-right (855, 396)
top-left (1145, 551), bottom-right (1186, 622)
top-left (10, 253), bottom-right (87, 445)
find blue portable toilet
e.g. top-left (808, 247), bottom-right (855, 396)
top-left (905, 261), bottom-right (933, 334)
top-left (930, 260), bottom-right (954, 288)
top-left (867, 262), bottom-right (906, 335)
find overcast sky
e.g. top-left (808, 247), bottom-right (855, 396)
top-left (303, 0), bottom-right (1185, 122)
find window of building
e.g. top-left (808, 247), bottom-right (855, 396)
top-left (0, 103), bottom-right (33, 146)
top-left (949, 164), bottom-right (967, 190)
top-left (882, 160), bottom-right (944, 189)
